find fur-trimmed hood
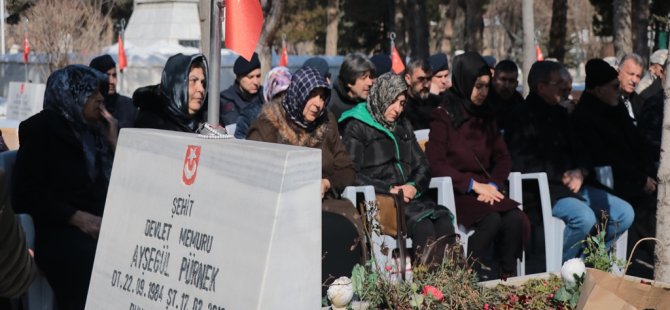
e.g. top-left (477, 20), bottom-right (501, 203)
top-left (257, 99), bottom-right (330, 148)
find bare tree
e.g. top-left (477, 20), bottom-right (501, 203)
top-left (548, 0), bottom-right (567, 62)
top-left (325, 0), bottom-right (339, 55)
top-left (22, 0), bottom-right (113, 73)
top-left (654, 49), bottom-right (670, 282)
top-left (613, 0), bottom-right (633, 58)
top-left (464, 0), bottom-right (490, 53)
top-left (198, 0), bottom-right (212, 56)
top-left (631, 0), bottom-right (651, 59)
top-left (256, 0), bottom-right (284, 77)
top-left (406, 0), bottom-right (429, 60)
top-left (522, 0), bottom-right (534, 96)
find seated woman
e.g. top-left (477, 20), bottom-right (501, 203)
top-left (339, 72), bottom-right (458, 267)
top-left (425, 52), bottom-right (528, 279)
top-left (134, 53), bottom-right (208, 132)
top-left (12, 65), bottom-right (117, 309)
top-left (247, 66), bottom-right (365, 295)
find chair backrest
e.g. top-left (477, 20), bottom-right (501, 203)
top-left (414, 129), bottom-right (429, 152)
top-left (594, 166), bottom-right (614, 189)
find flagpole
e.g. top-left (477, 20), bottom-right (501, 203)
top-left (1, 0), bottom-right (6, 55)
top-left (23, 21), bottom-right (27, 83)
top-left (119, 19), bottom-right (126, 95)
top-left (207, 0), bottom-right (223, 126)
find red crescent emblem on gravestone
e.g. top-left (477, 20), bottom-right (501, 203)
top-left (182, 145), bottom-right (201, 186)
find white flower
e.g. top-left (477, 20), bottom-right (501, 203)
top-left (560, 258), bottom-right (586, 288)
top-left (327, 276), bottom-right (354, 309)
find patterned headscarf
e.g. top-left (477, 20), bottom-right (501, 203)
top-left (43, 65), bottom-right (112, 182)
top-left (282, 66), bottom-right (331, 131)
top-left (263, 66), bottom-right (292, 103)
top-left (366, 72), bottom-right (407, 130)
top-left (43, 65), bottom-right (107, 130)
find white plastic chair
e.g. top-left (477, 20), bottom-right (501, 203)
top-left (341, 186), bottom-right (413, 270)
top-left (507, 168), bottom-right (628, 273)
top-left (432, 175), bottom-right (526, 276)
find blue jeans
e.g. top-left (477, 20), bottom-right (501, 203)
top-left (552, 185), bottom-right (634, 262)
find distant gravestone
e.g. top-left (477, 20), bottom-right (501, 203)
top-left (6, 82), bottom-right (45, 121)
top-left (86, 129), bottom-right (322, 309)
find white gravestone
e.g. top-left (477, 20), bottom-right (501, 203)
top-left (86, 129), bottom-right (322, 310)
top-left (6, 82), bottom-right (45, 121)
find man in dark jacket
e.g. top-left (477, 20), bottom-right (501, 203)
top-left (428, 53), bottom-right (451, 96)
top-left (635, 49), bottom-right (667, 166)
top-left (506, 60), bottom-right (633, 262)
top-left (617, 54), bottom-right (644, 126)
top-left (487, 60), bottom-right (524, 133)
top-left (402, 58), bottom-right (436, 130)
top-left (219, 52), bottom-right (263, 126)
top-left (572, 58), bottom-right (657, 277)
top-left (89, 54), bottom-right (137, 128)
top-left (330, 53), bottom-right (374, 120)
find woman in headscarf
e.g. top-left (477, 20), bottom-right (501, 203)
top-left (425, 52), bottom-right (528, 279)
top-left (12, 65), bottom-right (117, 309)
top-left (235, 66), bottom-right (291, 138)
top-left (339, 72), bottom-right (458, 267)
top-left (134, 53), bottom-right (208, 132)
top-left (247, 66), bottom-right (364, 296)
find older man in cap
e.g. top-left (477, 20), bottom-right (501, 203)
top-left (89, 54), bottom-right (137, 128)
top-left (572, 58), bottom-right (657, 278)
top-left (219, 52), bottom-right (264, 126)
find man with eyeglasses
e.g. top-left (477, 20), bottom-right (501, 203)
top-left (487, 60), bottom-right (524, 132)
top-left (402, 58), bottom-right (435, 130)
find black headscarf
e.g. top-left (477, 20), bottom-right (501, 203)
top-left (43, 65), bottom-right (112, 182)
top-left (282, 66), bottom-right (331, 132)
top-left (159, 53), bottom-right (208, 131)
top-left (444, 51), bottom-right (492, 128)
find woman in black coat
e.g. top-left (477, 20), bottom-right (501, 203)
top-left (340, 72), bottom-right (456, 266)
top-left (12, 65), bottom-right (117, 309)
top-left (134, 53), bottom-right (208, 132)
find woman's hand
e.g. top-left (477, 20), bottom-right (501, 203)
top-left (100, 104), bottom-right (119, 150)
top-left (562, 169), bottom-right (584, 193)
top-left (321, 179), bottom-right (331, 198)
top-left (472, 181), bottom-right (503, 205)
top-left (68, 210), bottom-right (102, 239)
top-left (390, 184), bottom-right (417, 203)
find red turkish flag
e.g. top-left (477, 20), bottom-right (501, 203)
top-left (118, 35), bottom-right (127, 72)
top-left (225, 0), bottom-right (264, 61)
top-left (535, 44), bottom-right (545, 61)
top-left (23, 33), bottom-right (29, 64)
top-left (391, 45), bottom-right (405, 74)
top-left (279, 46), bottom-right (288, 67)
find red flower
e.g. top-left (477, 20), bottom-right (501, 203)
top-left (422, 285), bottom-right (444, 301)
top-left (483, 303), bottom-right (489, 310)
top-left (509, 293), bottom-right (519, 303)
top-left (385, 265), bottom-right (393, 271)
